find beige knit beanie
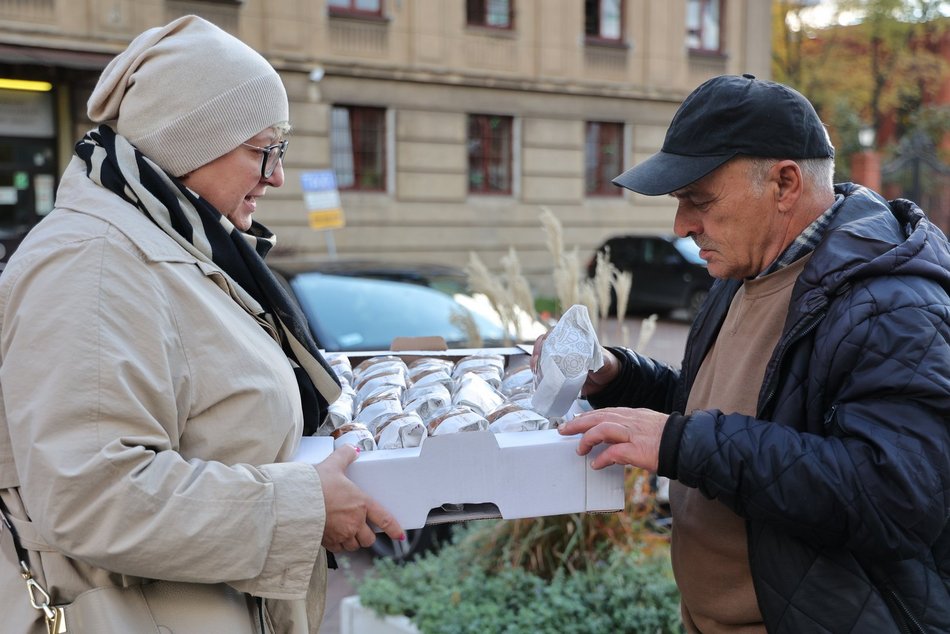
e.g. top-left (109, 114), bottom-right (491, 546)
top-left (87, 15), bottom-right (288, 177)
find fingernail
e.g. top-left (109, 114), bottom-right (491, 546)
top-left (399, 533), bottom-right (407, 541)
top-left (354, 446), bottom-right (361, 455)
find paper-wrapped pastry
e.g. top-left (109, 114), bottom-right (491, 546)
top-left (374, 411), bottom-right (428, 449)
top-left (452, 372), bottom-right (505, 416)
top-left (452, 353), bottom-right (505, 388)
top-left (354, 355), bottom-right (408, 380)
top-left (500, 365), bottom-right (534, 396)
top-left (325, 352), bottom-right (354, 385)
top-left (426, 406), bottom-right (489, 436)
top-left (331, 422), bottom-right (377, 451)
top-left (409, 367), bottom-right (454, 392)
top-left (531, 304), bottom-right (604, 418)
top-left (355, 370), bottom-right (407, 403)
top-left (322, 384), bottom-right (356, 432)
top-left (408, 357), bottom-right (454, 380)
top-left (486, 403), bottom-right (554, 433)
top-left (402, 383), bottom-right (452, 423)
top-left (355, 386), bottom-right (403, 432)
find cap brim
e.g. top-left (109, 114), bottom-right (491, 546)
top-left (611, 151), bottom-right (735, 196)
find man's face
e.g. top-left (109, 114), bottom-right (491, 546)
top-left (670, 159), bottom-right (780, 279)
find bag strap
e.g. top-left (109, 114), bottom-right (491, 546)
top-left (0, 498), bottom-right (66, 633)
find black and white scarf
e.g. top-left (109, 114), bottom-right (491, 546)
top-left (75, 125), bottom-right (341, 435)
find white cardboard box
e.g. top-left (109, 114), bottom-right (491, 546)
top-left (295, 342), bottom-right (626, 529)
top-left (293, 428), bottom-right (625, 530)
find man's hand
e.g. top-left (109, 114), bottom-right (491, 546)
top-left (314, 446), bottom-right (404, 552)
top-left (558, 407), bottom-right (668, 472)
top-left (530, 333), bottom-right (621, 396)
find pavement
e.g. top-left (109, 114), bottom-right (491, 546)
top-left (320, 549), bottom-right (375, 634)
top-left (317, 315), bottom-right (691, 633)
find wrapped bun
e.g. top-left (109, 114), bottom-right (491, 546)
top-left (486, 403), bottom-right (553, 433)
top-left (355, 386), bottom-right (403, 432)
top-left (452, 372), bottom-right (505, 416)
top-left (374, 411), bottom-right (428, 449)
top-left (403, 383), bottom-right (452, 423)
top-left (331, 422), bottom-right (377, 451)
top-left (427, 406), bottom-right (489, 436)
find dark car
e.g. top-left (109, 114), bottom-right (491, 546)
top-left (268, 258), bottom-right (544, 352)
top-left (586, 234), bottom-right (714, 320)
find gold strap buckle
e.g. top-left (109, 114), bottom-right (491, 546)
top-left (22, 563), bottom-right (66, 633)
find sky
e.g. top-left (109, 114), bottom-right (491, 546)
top-left (795, 1), bottom-right (864, 28)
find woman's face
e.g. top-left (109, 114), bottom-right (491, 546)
top-left (180, 128), bottom-right (285, 231)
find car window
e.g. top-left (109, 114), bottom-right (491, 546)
top-left (673, 237), bottom-right (708, 266)
top-left (606, 238), bottom-right (638, 269)
top-left (289, 273), bottom-right (508, 351)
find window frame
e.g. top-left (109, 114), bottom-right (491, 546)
top-left (467, 113), bottom-right (514, 196)
top-left (584, 0), bottom-right (624, 44)
top-left (331, 104), bottom-right (387, 193)
top-left (686, 0), bottom-right (725, 55)
top-left (584, 120), bottom-right (624, 197)
top-left (328, 0), bottom-right (384, 19)
top-left (466, 0), bottom-right (515, 30)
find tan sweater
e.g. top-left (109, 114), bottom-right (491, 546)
top-left (670, 254), bottom-right (810, 634)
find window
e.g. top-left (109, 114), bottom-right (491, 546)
top-left (686, 0), bottom-right (723, 53)
top-left (331, 106), bottom-right (386, 191)
top-left (585, 121), bottom-right (623, 197)
top-left (584, 0), bottom-right (622, 41)
top-left (328, 0), bottom-right (382, 17)
top-left (468, 114), bottom-right (513, 195)
top-left (467, 0), bottom-right (514, 29)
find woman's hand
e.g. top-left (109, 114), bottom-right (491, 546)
top-left (315, 446), bottom-right (405, 552)
top-left (530, 333), bottom-right (621, 397)
top-left (558, 407), bottom-right (668, 472)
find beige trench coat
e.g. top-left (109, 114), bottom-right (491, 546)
top-left (0, 159), bottom-right (329, 633)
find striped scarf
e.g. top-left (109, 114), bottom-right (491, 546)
top-left (75, 125), bottom-right (341, 435)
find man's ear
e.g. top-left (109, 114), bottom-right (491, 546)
top-left (773, 160), bottom-right (803, 212)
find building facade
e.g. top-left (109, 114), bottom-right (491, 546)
top-left (0, 0), bottom-right (771, 291)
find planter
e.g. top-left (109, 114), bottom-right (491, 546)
top-left (339, 595), bottom-right (419, 634)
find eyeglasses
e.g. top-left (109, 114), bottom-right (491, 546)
top-left (241, 139), bottom-right (289, 179)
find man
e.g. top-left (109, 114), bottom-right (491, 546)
top-left (555, 74), bottom-right (950, 632)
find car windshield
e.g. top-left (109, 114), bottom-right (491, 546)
top-left (289, 273), bottom-right (508, 351)
top-left (673, 237), bottom-right (708, 266)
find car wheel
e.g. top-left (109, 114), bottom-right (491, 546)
top-left (685, 288), bottom-right (708, 321)
top-left (368, 525), bottom-right (447, 562)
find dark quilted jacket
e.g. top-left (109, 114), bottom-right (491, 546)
top-left (591, 184), bottom-right (950, 633)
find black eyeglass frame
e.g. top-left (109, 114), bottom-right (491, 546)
top-left (241, 139), bottom-right (289, 179)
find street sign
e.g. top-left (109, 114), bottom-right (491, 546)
top-left (308, 209), bottom-right (345, 230)
top-left (300, 169), bottom-right (345, 230)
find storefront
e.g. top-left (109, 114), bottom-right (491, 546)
top-left (0, 45), bottom-right (109, 270)
top-left (0, 85), bottom-right (56, 269)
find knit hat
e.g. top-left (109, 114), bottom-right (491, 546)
top-left (87, 15), bottom-right (288, 177)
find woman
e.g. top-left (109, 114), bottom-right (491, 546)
top-left (0, 15), bottom-right (402, 633)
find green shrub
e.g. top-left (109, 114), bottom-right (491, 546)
top-left (357, 521), bottom-right (682, 634)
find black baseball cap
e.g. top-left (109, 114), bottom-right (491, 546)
top-left (612, 74), bottom-right (835, 196)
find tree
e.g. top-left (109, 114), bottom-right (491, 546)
top-left (773, 0), bottom-right (950, 171)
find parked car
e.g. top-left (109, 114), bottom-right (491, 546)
top-left (268, 258), bottom-right (545, 352)
top-left (586, 234), bottom-right (714, 320)
top-left (267, 258), bottom-right (544, 560)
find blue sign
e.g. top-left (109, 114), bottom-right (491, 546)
top-left (300, 170), bottom-right (338, 192)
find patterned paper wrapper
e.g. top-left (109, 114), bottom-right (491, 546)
top-left (530, 304), bottom-right (604, 418)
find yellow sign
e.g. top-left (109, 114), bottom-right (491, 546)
top-left (308, 208), bottom-right (345, 230)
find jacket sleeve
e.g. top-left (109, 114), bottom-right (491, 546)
top-left (660, 297), bottom-right (950, 559)
top-left (0, 235), bottom-right (325, 600)
top-left (587, 346), bottom-right (682, 413)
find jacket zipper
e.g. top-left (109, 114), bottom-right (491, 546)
top-left (757, 305), bottom-right (827, 417)
top-left (870, 569), bottom-right (926, 634)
